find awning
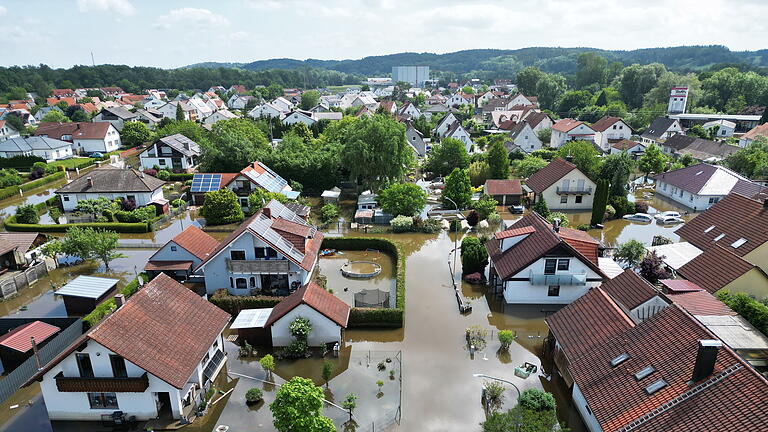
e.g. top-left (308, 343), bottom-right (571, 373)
top-left (144, 261), bottom-right (193, 271)
top-left (230, 308), bottom-right (273, 329)
top-left (56, 276), bottom-right (120, 299)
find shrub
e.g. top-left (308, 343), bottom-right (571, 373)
top-left (473, 195), bottom-right (498, 219)
top-left (208, 289), bottom-right (282, 315)
top-left (608, 195), bottom-right (634, 218)
top-left (463, 272), bottom-right (483, 284)
top-left (171, 199), bottom-right (185, 207)
top-left (635, 200), bottom-right (649, 213)
top-left (289, 317), bottom-right (312, 339)
top-left (604, 204), bottom-right (616, 219)
top-left (518, 389), bottom-right (556, 412)
top-left (615, 239), bottom-right (646, 267)
top-left (390, 215), bottom-right (414, 233)
top-left (322, 360), bottom-right (333, 384)
top-left (156, 170), bottom-right (171, 181)
top-left (717, 291), bottom-right (768, 335)
top-left (576, 224), bottom-right (590, 231)
top-left (413, 217), bottom-right (442, 233)
top-left (0, 155), bottom-right (45, 170)
top-left (83, 273), bottom-right (146, 327)
top-left (49, 207), bottom-right (62, 224)
top-left (498, 330), bottom-right (515, 350)
top-left (466, 326), bottom-right (488, 350)
top-left (4, 216), bottom-right (150, 233)
top-left (143, 169), bottom-right (158, 177)
top-left (15, 204), bottom-right (40, 224)
top-left (486, 212), bottom-right (501, 226)
top-left (260, 354), bottom-right (275, 373)
top-left (320, 203), bottom-right (339, 224)
top-left (546, 212), bottom-right (570, 227)
top-left (461, 236), bottom-right (488, 274)
top-left (531, 198), bottom-right (550, 218)
top-left (246, 387), bottom-right (263, 404)
top-left (466, 210), bottom-right (480, 227)
top-left (115, 206), bottom-right (156, 223)
top-left (639, 250), bottom-right (670, 284)
top-left (201, 189), bottom-right (244, 225)
top-left (169, 172), bottom-right (194, 181)
top-left (449, 219), bottom-right (462, 232)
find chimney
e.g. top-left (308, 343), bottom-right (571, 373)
top-left (262, 206), bottom-right (271, 218)
top-left (86, 177), bottom-right (93, 187)
top-left (565, 151), bottom-right (573, 163)
top-left (691, 339), bottom-right (722, 382)
top-left (552, 218), bottom-right (560, 233)
top-left (763, 198), bottom-right (768, 209)
top-left (114, 294), bottom-right (125, 308)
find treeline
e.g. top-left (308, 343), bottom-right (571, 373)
top-left (0, 64), bottom-right (363, 96)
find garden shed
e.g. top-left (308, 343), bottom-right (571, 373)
top-left (56, 275), bottom-right (120, 315)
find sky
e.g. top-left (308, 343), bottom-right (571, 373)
top-left (0, 0), bottom-right (766, 69)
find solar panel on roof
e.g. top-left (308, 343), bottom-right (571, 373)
top-left (191, 174), bottom-right (222, 193)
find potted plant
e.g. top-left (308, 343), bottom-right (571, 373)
top-left (245, 387), bottom-right (263, 405)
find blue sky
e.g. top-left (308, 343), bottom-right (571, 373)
top-left (0, 0), bottom-right (765, 69)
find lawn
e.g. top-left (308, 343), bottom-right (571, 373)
top-left (49, 158), bottom-right (94, 169)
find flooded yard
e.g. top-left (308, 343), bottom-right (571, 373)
top-left (317, 250), bottom-right (396, 308)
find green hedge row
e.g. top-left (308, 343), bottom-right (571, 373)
top-left (4, 215), bottom-right (151, 233)
top-left (208, 289), bottom-right (283, 315)
top-left (0, 155), bottom-right (46, 169)
top-left (83, 274), bottom-right (147, 328)
top-left (321, 237), bottom-right (405, 327)
top-left (169, 173), bottom-right (194, 181)
top-left (0, 171), bottom-right (67, 201)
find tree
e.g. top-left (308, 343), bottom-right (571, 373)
top-left (473, 195), bottom-right (498, 219)
top-left (270, 377), bottom-right (336, 432)
top-left (515, 67), bottom-right (543, 96)
top-left (175, 103), bottom-right (184, 121)
top-left (259, 354), bottom-right (275, 376)
top-left (591, 179), bottom-right (609, 225)
top-left (200, 120), bottom-right (269, 173)
top-left (638, 144), bottom-right (667, 180)
top-left (121, 121), bottom-right (152, 147)
top-left (40, 240), bottom-right (62, 260)
top-left (618, 63), bottom-right (666, 108)
top-left (687, 124), bottom-right (709, 139)
top-left (615, 239), bottom-right (646, 267)
top-left (300, 90), bottom-right (320, 110)
top-left (481, 389), bottom-right (559, 432)
top-left (487, 140), bottom-right (510, 179)
top-left (340, 114), bottom-right (413, 190)
top-left (468, 161), bottom-right (490, 187)
top-left (599, 152), bottom-right (634, 197)
top-left (726, 137), bottom-right (768, 179)
top-left (69, 109), bottom-right (89, 122)
top-left (498, 330), bottom-right (515, 350)
top-left (41, 109), bottom-right (69, 123)
top-left (760, 108), bottom-right (768, 126)
top-left (248, 189), bottom-right (288, 214)
top-left (557, 90), bottom-right (593, 116)
top-left (519, 389), bottom-right (556, 412)
top-left (378, 183), bottom-right (427, 217)
top-left (200, 189), bottom-right (244, 225)
top-left (536, 128), bottom-right (552, 145)
top-left (321, 360), bottom-right (333, 387)
top-left (342, 393), bottom-right (357, 421)
top-left (576, 52), bottom-right (608, 89)
top-left (425, 137), bottom-right (470, 176)
top-left (534, 73), bottom-right (566, 110)
top-left (639, 250), bottom-right (671, 284)
top-left (442, 168), bottom-right (472, 209)
top-left (461, 236), bottom-right (488, 275)
top-left (61, 227), bottom-right (125, 270)
top-left (156, 120), bottom-right (207, 143)
top-left (15, 204), bottom-right (39, 224)
top-left (512, 156), bottom-right (547, 178)
top-left (557, 141), bottom-right (602, 179)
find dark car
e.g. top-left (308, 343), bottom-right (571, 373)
top-left (508, 205), bottom-right (524, 214)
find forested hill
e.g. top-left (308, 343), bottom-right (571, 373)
top-left (186, 46), bottom-right (768, 76)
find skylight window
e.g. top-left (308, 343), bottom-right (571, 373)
top-left (704, 225), bottom-right (716, 233)
top-left (635, 366), bottom-right (656, 381)
top-left (645, 379), bottom-right (668, 395)
top-left (714, 234), bottom-right (725, 242)
top-left (695, 170), bottom-right (703, 176)
top-left (731, 238), bottom-right (747, 249)
top-left (610, 353), bottom-right (630, 367)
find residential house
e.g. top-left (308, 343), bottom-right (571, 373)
top-left (190, 161), bottom-right (299, 207)
top-left (703, 119), bottom-right (736, 138)
top-left (282, 110), bottom-right (316, 127)
top-left (0, 120), bottom-right (20, 141)
top-left (521, 112), bottom-right (553, 135)
top-left (675, 193), bottom-right (768, 272)
top-left (609, 139), bottom-right (646, 158)
top-left (27, 273), bottom-right (230, 422)
top-left (185, 97), bottom-right (214, 120)
top-left (202, 109), bottom-right (237, 127)
top-left (506, 121), bottom-right (542, 153)
top-left (0, 137), bottom-right (73, 161)
top-left (738, 123), bottom-right (768, 147)
top-left (550, 119), bottom-right (596, 148)
top-left (139, 134), bottom-right (201, 172)
top-left (311, 112), bottom-right (342, 122)
top-left (33, 106), bottom-right (64, 123)
top-left (653, 163), bottom-right (764, 211)
top-left (434, 112), bottom-right (459, 138)
top-left (35, 122), bottom-right (121, 155)
top-left (248, 103), bottom-right (282, 119)
top-left (55, 167), bottom-right (165, 212)
top-left (475, 91), bottom-right (497, 107)
top-left (51, 89), bottom-right (76, 98)
top-left (640, 117), bottom-right (683, 145)
top-left (675, 245), bottom-right (768, 299)
top-left (482, 98), bottom-right (510, 115)
top-left (156, 101), bottom-right (196, 122)
top-left (506, 93), bottom-right (538, 108)
top-left (271, 97), bottom-right (293, 113)
top-left (601, 269), bottom-right (668, 323)
top-left (446, 93), bottom-right (473, 108)
top-left (526, 158), bottom-right (596, 210)
top-left (444, 122), bottom-right (473, 153)
top-left (47, 97), bottom-right (76, 108)
top-left (378, 101), bottom-right (396, 115)
top-left (93, 107), bottom-right (138, 131)
top-left (229, 85), bottom-right (247, 94)
top-left (99, 87), bottom-right (124, 98)
top-left (319, 95), bottom-right (342, 109)
top-left (485, 212), bottom-right (608, 304)
top-left (142, 98), bottom-right (167, 111)
top-left (483, 179), bottom-right (523, 206)
top-left (196, 200), bottom-right (322, 296)
top-left (423, 103), bottom-right (449, 121)
top-left (405, 122), bottom-right (426, 157)
top-left (398, 101), bottom-right (421, 119)
top-left (145, 226), bottom-right (219, 281)
top-left (661, 135), bottom-right (739, 161)
top-left (425, 94), bottom-right (447, 105)
top-left (546, 287), bottom-right (768, 432)
top-left (134, 109), bottom-right (163, 129)
top-left (226, 94), bottom-right (252, 110)
top-left (590, 116), bottom-right (633, 152)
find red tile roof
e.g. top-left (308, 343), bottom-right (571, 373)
top-left (590, 116), bottom-right (628, 132)
top-left (47, 97), bottom-right (76, 107)
top-left (659, 279), bottom-right (703, 293)
top-left (35, 121), bottom-right (111, 140)
top-left (611, 139), bottom-right (643, 150)
top-left (742, 123), bottom-right (768, 141)
top-left (601, 269), bottom-right (659, 310)
top-left (559, 228), bottom-right (600, 264)
top-left (144, 261), bottom-right (193, 271)
top-left (677, 245), bottom-right (758, 294)
top-left (493, 225), bottom-right (535, 240)
top-left (0, 321), bottom-right (60, 353)
top-left (265, 282), bottom-right (350, 327)
top-left (525, 158), bottom-right (578, 193)
top-left (665, 290), bottom-right (736, 316)
top-left (552, 118), bottom-right (584, 133)
top-left (484, 179), bottom-right (522, 196)
top-left (675, 193), bottom-right (768, 258)
top-left (169, 225), bottom-right (219, 260)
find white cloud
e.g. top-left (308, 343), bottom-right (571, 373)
top-left (155, 8), bottom-right (229, 30)
top-left (77, 0), bottom-right (136, 16)
top-left (0, 6), bottom-right (7, 16)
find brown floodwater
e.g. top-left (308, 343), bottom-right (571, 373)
top-left (318, 250), bottom-right (395, 307)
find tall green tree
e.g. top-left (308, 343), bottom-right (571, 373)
top-left (599, 152), bottom-right (634, 197)
top-left (638, 144), bottom-right (667, 180)
top-left (377, 183), bottom-right (427, 217)
top-left (340, 114), bottom-right (413, 190)
top-left (725, 137), bottom-right (768, 179)
top-left (61, 227), bottom-right (125, 270)
top-left (425, 137), bottom-right (470, 176)
top-left (200, 189), bottom-right (244, 225)
top-left (515, 67), bottom-right (544, 96)
top-left (556, 141), bottom-right (602, 180)
top-left (591, 179), bottom-right (609, 226)
top-left (270, 377), bottom-right (336, 432)
top-left (461, 236), bottom-right (488, 275)
top-left (41, 109), bottom-right (69, 123)
top-left (121, 121), bottom-right (153, 147)
top-left (487, 140), bottom-right (510, 179)
top-left (535, 74), bottom-right (566, 110)
top-left (175, 103), bottom-right (184, 121)
top-left (300, 90), bottom-right (320, 110)
top-left (200, 119), bottom-right (269, 172)
top-left (576, 52), bottom-right (608, 89)
top-left (442, 168), bottom-right (472, 209)
top-left (618, 63), bottom-right (666, 109)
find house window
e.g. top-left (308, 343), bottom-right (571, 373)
top-left (126, 195), bottom-right (136, 203)
top-left (254, 247), bottom-right (266, 259)
top-left (235, 278), bottom-right (247, 289)
top-left (88, 393), bottom-right (119, 410)
top-left (76, 353), bottom-right (94, 378)
top-left (230, 250), bottom-right (246, 261)
top-left (560, 195), bottom-right (568, 204)
top-left (161, 147), bottom-right (172, 155)
top-left (708, 197), bottom-right (720, 204)
top-left (159, 159), bottom-right (166, 165)
top-left (229, 277), bottom-right (233, 288)
top-left (202, 352), bottom-right (210, 366)
top-left (557, 259), bottom-right (570, 271)
top-left (170, 245), bottom-right (177, 252)
top-left (110, 355), bottom-right (127, 378)
top-left (63, 195), bottom-right (70, 202)
top-left (544, 259), bottom-right (557, 275)
top-left (575, 195), bottom-right (583, 204)
top-left (250, 277), bottom-right (256, 287)
top-left (690, 194), bottom-right (694, 202)
top-left (548, 285), bottom-right (561, 296)
top-left (267, 248), bottom-right (278, 258)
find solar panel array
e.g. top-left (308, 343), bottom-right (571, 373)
top-left (266, 200), bottom-right (317, 237)
top-left (190, 174), bottom-right (222, 193)
top-left (248, 214), bottom-right (306, 263)
top-left (243, 164), bottom-right (288, 193)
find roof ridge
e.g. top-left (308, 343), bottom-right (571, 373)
top-left (596, 287), bottom-right (637, 328)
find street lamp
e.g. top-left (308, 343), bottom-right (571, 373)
top-left (472, 373), bottom-right (521, 399)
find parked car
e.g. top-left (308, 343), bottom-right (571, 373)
top-left (622, 213), bottom-right (653, 222)
top-left (654, 211), bottom-right (681, 221)
top-left (658, 216), bottom-right (685, 225)
top-left (89, 152), bottom-right (104, 158)
top-left (508, 205), bottom-right (525, 214)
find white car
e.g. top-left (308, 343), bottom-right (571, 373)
top-left (658, 216), bottom-right (685, 225)
top-left (654, 211), bottom-right (681, 221)
top-left (623, 213), bottom-right (653, 222)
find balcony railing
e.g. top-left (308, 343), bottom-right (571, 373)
top-left (556, 186), bottom-right (593, 195)
top-left (55, 372), bottom-right (149, 393)
top-left (226, 258), bottom-right (290, 274)
top-left (529, 271), bottom-right (587, 286)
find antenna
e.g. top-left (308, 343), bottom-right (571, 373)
top-left (91, 51), bottom-right (95, 67)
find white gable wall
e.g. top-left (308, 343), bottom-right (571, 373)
top-left (271, 303), bottom-right (342, 346)
top-left (499, 256), bottom-right (603, 304)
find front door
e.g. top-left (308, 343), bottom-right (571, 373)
top-left (155, 392), bottom-right (173, 419)
top-left (172, 158), bottom-right (183, 170)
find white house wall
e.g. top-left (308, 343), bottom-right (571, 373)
top-left (60, 189), bottom-right (162, 212)
top-left (512, 125), bottom-right (542, 152)
top-left (629, 296), bottom-right (668, 323)
top-left (500, 256), bottom-right (602, 304)
top-left (572, 382), bottom-right (604, 432)
top-left (271, 303), bottom-right (342, 347)
top-left (655, 180), bottom-right (721, 211)
top-left (538, 171), bottom-right (596, 211)
top-left (152, 241), bottom-right (203, 268)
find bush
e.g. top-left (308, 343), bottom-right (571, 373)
top-left (83, 273), bottom-right (147, 328)
top-left (473, 195), bottom-right (498, 219)
top-left (461, 236), bottom-right (488, 274)
top-left (169, 172), bottom-right (194, 181)
top-left (635, 200), bottom-right (649, 214)
top-left (576, 224), bottom-right (590, 231)
top-left (531, 198), bottom-right (550, 218)
top-left (320, 203), bottom-right (339, 224)
top-left (413, 217), bottom-right (442, 234)
top-left (466, 210), bottom-right (479, 227)
top-left (390, 215), bottom-right (414, 233)
top-left (208, 289), bottom-right (282, 315)
top-left (717, 291), bottom-right (768, 335)
top-left (608, 195), bottom-right (634, 218)
top-left (546, 212), bottom-right (570, 227)
top-left (486, 212), bottom-right (501, 227)
top-left (115, 206), bottom-right (156, 223)
top-left (518, 389), bottom-right (556, 412)
top-left (201, 189), bottom-right (244, 225)
top-left (245, 388), bottom-right (263, 404)
top-left (155, 170), bottom-right (171, 181)
top-left (15, 204), bottom-right (40, 224)
top-left (0, 155), bottom-right (45, 170)
top-left (498, 330), bottom-right (515, 350)
top-left (4, 215), bottom-right (151, 233)
top-left (171, 199), bottom-right (185, 207)
top-left (143, 169), bottom-right (158, 177)
top-left (604, 204), bottom-right (616, 219)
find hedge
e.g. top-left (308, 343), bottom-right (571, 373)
top-left (4, 215), bottom-right (151, 233)
top-left (320, 237), bottom-right (406, 327)
top-left (0, 170), bottom-right (67, 201)
top-left (209, 289), bottom-right (283, 315)
top-left (83, 273), bottom-right (147, 328)
top-left (0, 155), bottom-right (46, 169)
top-left (169, 173), bottom-right (194, 181)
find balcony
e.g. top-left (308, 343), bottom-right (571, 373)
top-left (529, 271), bottom-right (587, 286)
top-left (55, 372), bottom-right (149, 393)
top-left (226, 258), bottom-right (290, 274)
top-left (556, 186), bottom-right (593, 195)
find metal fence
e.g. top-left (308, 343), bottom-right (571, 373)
top-left (355, 350), bottom-right (402, 432)
top-left (0, 319), bottom-right (84, 404)
top-left (0, 261), bottom-right (49, 299)
top-left (150, 202), bottom-right (188, 231)
top-left (357, 407), bottom-right (401, 432)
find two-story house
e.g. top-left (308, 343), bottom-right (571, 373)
top-left (0, 119), bottom-right (21, 141)
top-left (56, 167), bottom-right (165, 212)
top-left (248, 103), bottom-right (282, 120)
top-left (25, 274), bottom-right (230, 422)
top-left (405, 122), bottom-right (426, 157)
top-left (506, 121), bottom-right (542, 153)
top-left (139, 134), bottom-right (201, 172)
top-left (196, 200), bottom-right (323, 296)
top-left (145, 225), bottom-right (220, 281)
top-left (590, 116), bottom-right (633, 152)
top-left (35, 122), bottom-right (121, 155)
top-left (443, 122), bottom-right (473, 153)
top-left (434, 112), bottom-right (459, 138)
top-left (526, 158), bottom-right (596, 211)
top-left (640, 117), bottom-right (682, 145)
top-left (485, 212), bottom-right (608, 304)
top-left (446, 93), bottom-right (473, 108)
top-left (189, 161), bottom-right (299, 209)
top-left (506, 93), bottom-right (538, 108)
top-left (398, 102), bottom-right (422, 119)
top-left (652, 163), bottom-right (764, 211)
top-left (550, 119), bottom-right (596, 148)
top-left (93, 107), bottom-right (138, 131)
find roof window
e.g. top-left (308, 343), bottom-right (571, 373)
top-left (714, 234), bottom-right (725, 242)
top-left (634, 366), bottom-right (655, 381)
top-left (610, 353), bottom-right (630, 367)
top-left (731, 238), bottom-right (747, 248)
top-left (645, 379), bottom-right (668, 395)
top-left (704, 225), bottom-right (716, 233)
